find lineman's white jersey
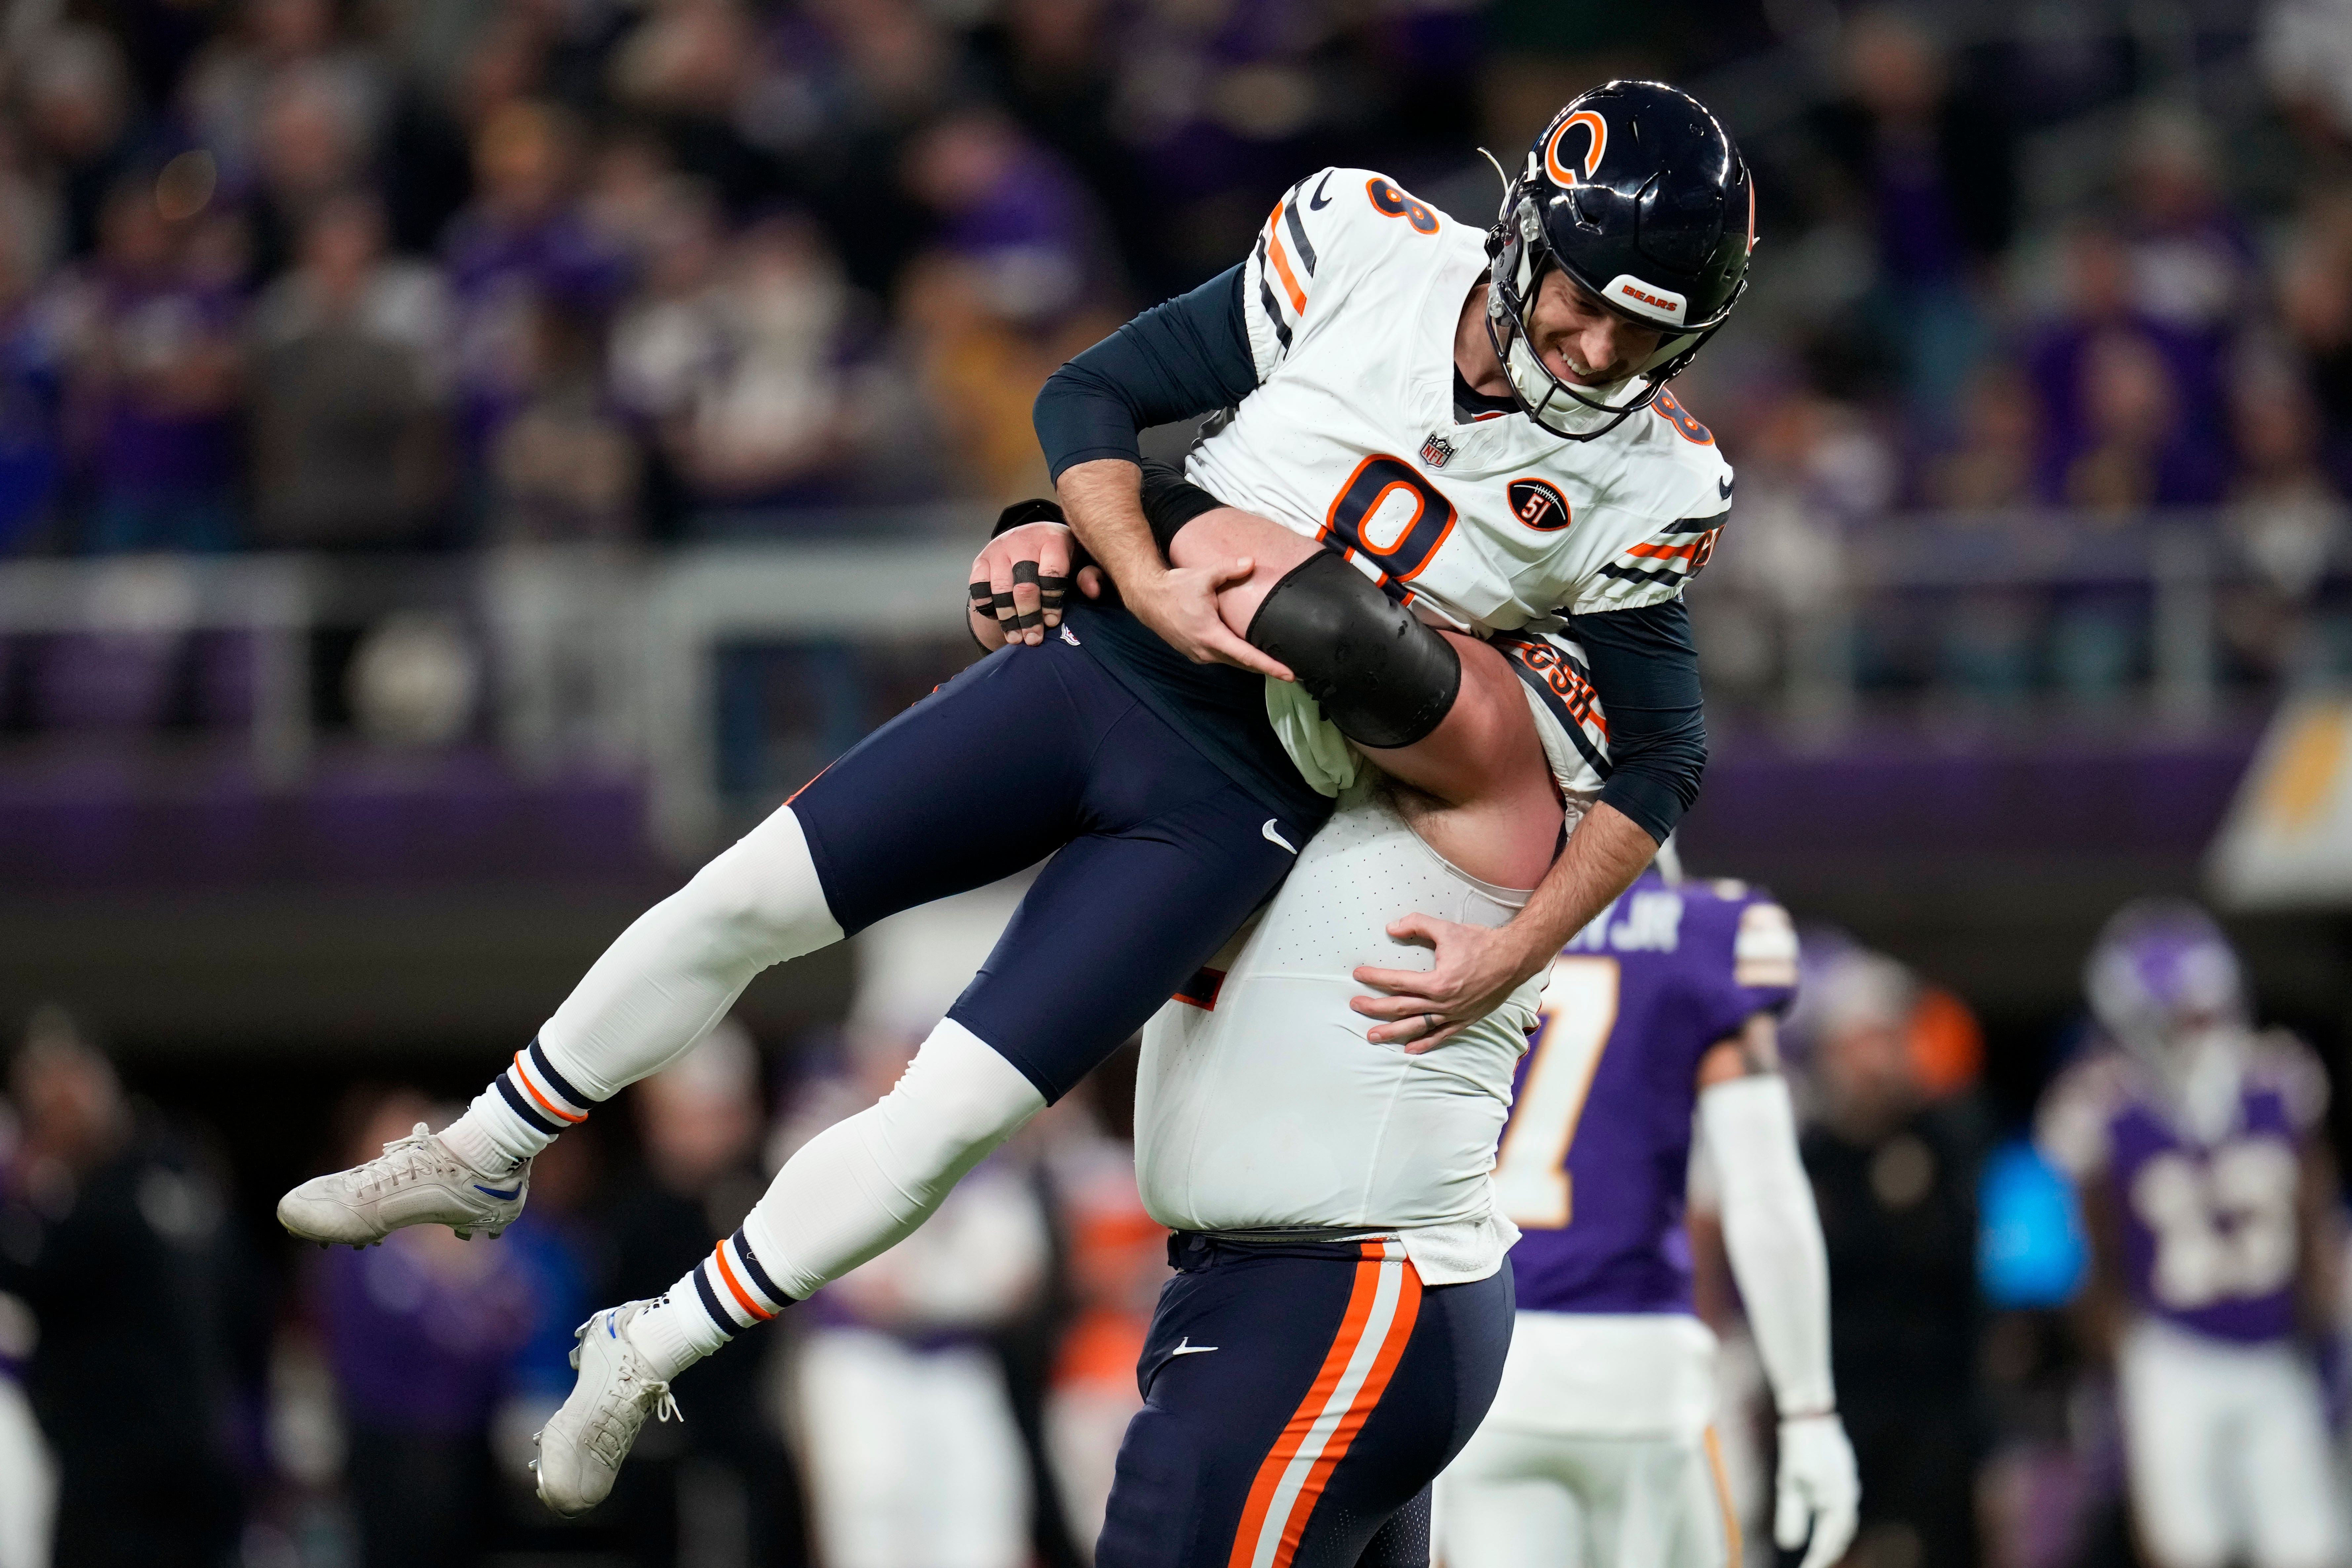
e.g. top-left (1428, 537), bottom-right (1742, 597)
top-left (1134, 777), bottom-right (1537, 1288)
top-left (1191, 166), bottom-right (1734, 633)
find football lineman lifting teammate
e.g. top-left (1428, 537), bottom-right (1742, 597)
top-left (277, 80), bottom-right (1758, 1554)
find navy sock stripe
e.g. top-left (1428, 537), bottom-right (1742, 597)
top-left (730, 1229), bottom-right (787, 1308)
top-left (495, 1076), bottom-right (564, 1136)
top-left (526, 1038), bottom-right (591, 1113)
top-left (690, 1262), bottom-right (737, 1334)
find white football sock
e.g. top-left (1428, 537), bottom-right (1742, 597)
top-left (626, 1221), bottom-right (797, 1378)
top-left (439, 804), bottom-right (844, 1173)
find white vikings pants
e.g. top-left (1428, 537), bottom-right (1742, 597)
top-left (2119, 1318), bottom-right (2347, 1568)
top-left (1439, 1427), bottom-right (1742, 1568)
top-left (1438, 1313), bottom-right (1741, 1568)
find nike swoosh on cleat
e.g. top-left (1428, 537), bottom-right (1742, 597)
top-left (1718, 474), bottom-right (1734, 499)
top-left (474, 1184), bottom-right (523, 1200)
top-left (1171, 1338), bottom-right (1219, 1356)
top-left (1262, 820), bottom-right (1298, 854)
top-left (1309, 172), bottom-right (1333, 210)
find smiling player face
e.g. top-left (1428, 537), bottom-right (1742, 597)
top-left (1524, 269), bottom-right (1666, 388)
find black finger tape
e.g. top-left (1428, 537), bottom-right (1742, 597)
top-left (1011, 560), bottom-right (1041, 586)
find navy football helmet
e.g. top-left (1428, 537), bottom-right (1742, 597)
top-left (1487, 80), bottom-right (1755, 440)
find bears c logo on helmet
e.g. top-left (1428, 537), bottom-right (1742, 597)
top-left (1508, 478), bottom-right (1572, 531)
top-left (1543, 110), bottom-right (1607, 188)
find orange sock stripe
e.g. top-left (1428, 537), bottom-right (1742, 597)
top-left (712, 1242), bottom-right (775, 1321)
top-left (1225, 1248), bottom-right (1389, 1568)
top-left (512, 1053), bottom-right (587, 1123)
top-left (1270, 1251), bottom-right (1422, 1568)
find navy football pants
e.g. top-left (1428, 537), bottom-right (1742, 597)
top-left (1098, 1235), bottom-right (1514, 1568)
top-left (789, 635), bottom-right (1311, 1103)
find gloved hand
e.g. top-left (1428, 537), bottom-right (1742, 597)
top-left (1775, 1411), bottom-right (1860, 1568)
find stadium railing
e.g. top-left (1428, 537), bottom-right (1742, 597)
top-left (0, 505), bottom-right (2338, 860)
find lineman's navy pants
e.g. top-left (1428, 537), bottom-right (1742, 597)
top-left (789, 634), bottom-right (1312, 1103)
top-left (1097, 1234), bottom-right (1514, 1568)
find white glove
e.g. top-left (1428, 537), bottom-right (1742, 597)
top-left (1775, 1412), bottom-right (1860, 1568)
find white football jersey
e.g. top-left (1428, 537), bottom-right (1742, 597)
top-left (1191, 166), bottom-right (1734, 632)
top-left (1133, 778), bottom-right (1538, 1287)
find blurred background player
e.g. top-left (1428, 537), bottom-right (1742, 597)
top-left (0, 1008), bottom-right (251, 1568)
top-left (2037, 901), bottom-right (2347, 1568)
top-left (1793, 947), bottom-right (1986, 1568)
top-left (1437, 854), bottom-right (1859, 1568)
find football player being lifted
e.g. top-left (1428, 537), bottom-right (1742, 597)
top-left (2037, 902), bottom-right (2345, 1568)
top-left (276, 80), bottom-right (1754, 1530)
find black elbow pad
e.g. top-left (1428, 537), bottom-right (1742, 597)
top-left (1245, 550), bottom-right (1461, 749)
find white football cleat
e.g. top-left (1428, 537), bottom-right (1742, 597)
top-left (532, 1302), bottom-right (680, 1517)
top-left (275, 1122), bottom-right (530, 1246)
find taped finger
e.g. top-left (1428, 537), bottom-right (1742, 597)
top-left (1009, 561), bottom-right (1045, 632)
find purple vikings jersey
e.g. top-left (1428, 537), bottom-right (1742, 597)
top-left (2038, 1036), bottom-right (2326, 1344)
top-left (1494, 870), bottom-right (1799, 1315)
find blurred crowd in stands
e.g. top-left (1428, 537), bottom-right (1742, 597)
top-left (0, 0), bottom-right (2342, 555)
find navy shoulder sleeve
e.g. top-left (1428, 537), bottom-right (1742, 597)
top-left (1567, 597), bottom-right (1708, 844)
top-left (1034, 265), bottom-right (1259, 482)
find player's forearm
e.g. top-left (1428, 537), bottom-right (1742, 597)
top-left (1700, 1076), bottom-right (1837, 1417)
top-left (1497, 801), bottom-right (1657, 978)
top-left (1057, 459), bottom-right (1163, 595)
top-left (1032, 264), bottom-right (1257, 479)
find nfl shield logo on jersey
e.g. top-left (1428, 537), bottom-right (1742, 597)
top-left (1419, 432), bottom-right (1456, 469)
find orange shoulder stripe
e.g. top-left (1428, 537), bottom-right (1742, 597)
top-left (1267, 224), bottom-right (1308, 315)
